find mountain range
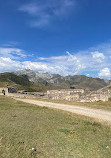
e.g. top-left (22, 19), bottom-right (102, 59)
top-left (0, 72), bottom-right (47, 92)
top-left (14, 69), bottom-right (110, 91)
top-left (0, 69), bottom-right (110, 92)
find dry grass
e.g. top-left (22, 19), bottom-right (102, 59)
top-left (0, 96), bottom-right (111, 158)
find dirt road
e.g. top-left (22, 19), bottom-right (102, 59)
top-left (15, 98), bottom-right (111, 124)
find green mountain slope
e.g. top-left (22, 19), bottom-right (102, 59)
top-left (0, 72), bottom-right (47, 92)
top-left (15, 70), bottom-right (108, 91)
top-left (0, 71), bottom-right (109, 92)
top-left (64, 75), bottom-right (108, 90)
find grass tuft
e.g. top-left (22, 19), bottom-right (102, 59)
top-left (58, 129), bottom-right (71, 135)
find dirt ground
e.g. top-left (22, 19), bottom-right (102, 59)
top-left (14, 98), bottom-right (111, 125)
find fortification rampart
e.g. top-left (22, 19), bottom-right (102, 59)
top-left (0, 86), bottom-right (111, 102)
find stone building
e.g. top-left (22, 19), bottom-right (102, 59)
top-left (0, 87), bottom-right (8, 95)
top-left (0, 85), bottom-right (110, 103)
top-left (64, 94), bottom-right (80, 101)
top-left (0, 87), bottom-right (18, 95)
top-left (97, 88), bottom-right (111, 98)
top-left (47, 89), bottom-right (84, 100)
top-left (79, 93), bottom-right (108, 102)
top-left (47, 88), bottom-right (109, 102)
top-left (8, 87), bottom-right (18, 93)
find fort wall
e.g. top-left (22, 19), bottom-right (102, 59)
top-left (47, 89), bottom-right (110, 102)
top-left (0, 86), bottom-right (111, 103)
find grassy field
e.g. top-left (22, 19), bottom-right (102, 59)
top-left (0, 96), bottom-right (111, 158)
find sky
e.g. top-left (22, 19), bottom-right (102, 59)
top-left (0, 0), bottom-right (111, 79)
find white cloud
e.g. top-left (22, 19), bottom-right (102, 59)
top-left (18, 0), bottom-right (75, 27)
top-left (92, 51), bottom-right (105, 62)
top-left (0, 47), bottom-right (27, 59)
top-left (0, 57), bottom-right (22, 72)
top-left (86, 74), bottom-right (90, 77)
top-left (0, 41), bottom-right (111, 79)
top-left (0, 53), bottom-right (85, 76)
top-left (98, 68), bottom-right (111, 78)
top-left (23, 61), bottom-right (55, 73)
top-left (1, 41), bottom-right (21, 47)
top-left (0, 50), bottom-right (111, 78)
top-left (38, 51), bottom-right (85, 75)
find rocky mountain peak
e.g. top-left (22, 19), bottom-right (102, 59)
top-left (14, 69), bottom-right (109, 90)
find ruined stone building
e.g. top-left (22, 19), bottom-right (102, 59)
top-left (0, 85), bottom-right (111, 102)
top-left (47, 88), bottom-right (111, 102)
top-left (47, 89), bottom-right (84, 100)
top-left (0, 87), bottom-right (18, 96)
top-left (0, 87), bottom-right (8, 95)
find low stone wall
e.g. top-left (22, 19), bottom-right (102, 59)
top-left (7, 92), bottom-right (47, 99)
top-left (7, 93), bottom-right (37, 99)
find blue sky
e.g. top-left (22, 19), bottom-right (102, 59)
top-left (0, 0), bottom-right (111, 79)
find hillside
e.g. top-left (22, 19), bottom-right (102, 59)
top-left (98, 84), bottom-right (111, 92)
top-left (0, 72), bottom-right (47, 92)
top-left (64, 75), bottom-right (108, 90)
top-left (0, 72), bottom-right (30, 86)
top-left (14, 69), bottom-right (108, 91)
top-left (0, 70), bottom-right (109, 91)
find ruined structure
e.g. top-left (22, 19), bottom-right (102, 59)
top-left (79, 92), bottom-right (108, 102)
top-left (0, 87), bottom-right (18, 96)
top-left (18, 91), bottom-right (46, 97)
top-left (0, 87), bottom-right (8, 95)
top-left (47, 88), bottom-right (111, 102)
top-left (0, 86), bottom-right (111, 102)
top-left (8, 87), bottom-right (18, 93)
top-left (0, 86), bottom-right (46, 98)
top-left (47, 89), bottom-right (84, 101)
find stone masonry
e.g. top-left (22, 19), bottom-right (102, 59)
top-left (0, 87), bottom-right (8, 95)
top-left (47, 89), bottom-right (110, 102)
top-left (0, 86), bottom-right (111, 102)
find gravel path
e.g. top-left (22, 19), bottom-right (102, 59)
top-left (15, 98), bottom-right (111, 124)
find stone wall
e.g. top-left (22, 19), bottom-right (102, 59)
top-left (47, 89), bottom-right (84, 100)
top-left (7, 91), bottom-right (47, 99)
top-left (0, 86), bottom-right (47, 99)
top-left (0, 86), bottom-right (110, 103)
top-left (8, 87), bottom-right (18, 93)
top-left (47, 89), bottom-right (110, 102)
top-left (0, 87), bottom-right (8, 95)
top-left (98, 88), bottom-right (111, 98)
top-left (64, 94), bottom-right (80, 101)
top-left (79, 93), bottom-right (108, 102)
top-left (47, 89), bottom-right (84, 95)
